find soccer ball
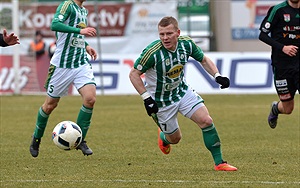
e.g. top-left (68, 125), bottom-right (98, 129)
top-left (52, 121), bottom-right (82, 150)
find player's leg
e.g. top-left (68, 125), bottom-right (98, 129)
top-left (30, 96), bottom-right (60, 157)
top-left (74, 64), bottom-right (96, 156)
top-left (77, 84), bottom-right (96, 139)
top-left (181, 89), bottom-right (237, 171)
top-left (155, 104), bottom-right (181, 154)
top-left (30, 64), bottom-right (70, 157)
top-left (268, 68), bottom-right (297, 128)
top-left (189, 106), bottom-right (237, 171)
top-left (279, 100), bottom-right (294, 114)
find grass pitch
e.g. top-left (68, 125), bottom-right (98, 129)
top-left (0, 94), bottom-right (299, 188)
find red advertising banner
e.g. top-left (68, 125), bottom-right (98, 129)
top-left (18, 3), bottom-right (132, 37)
top-left (0, 54), bottom-right (49, 94)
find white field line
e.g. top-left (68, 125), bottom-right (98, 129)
top-left (1, 179), bottom-right (300, 185)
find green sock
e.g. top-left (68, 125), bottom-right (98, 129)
top-left (160, 131), bottom-right (171, 145)
top-left (201, 123), bottom-right (223, 165)
top-left (77, 105), bottom-right (93, 140)
top-left (33, 107), bottom-right (49, 138)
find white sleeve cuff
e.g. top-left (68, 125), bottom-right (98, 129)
top-left (140, 91), bottom-right (151, 100)
top-left (214, 72), bottom-right (221, 79)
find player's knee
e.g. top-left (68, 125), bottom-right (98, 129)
top-left (167, 131), bottom-right (182, 144)
top-left (84, 96), bottom-right (96, 108)
top-left (198, 116), bottom-right (213, 128)
top-left (169, 135), bottom-right (181, 144)
top-left (42, 103), bottom-right (58, 114)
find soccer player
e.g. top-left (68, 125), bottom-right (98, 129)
top-left (30, 0), bottom-right (97, 157)
top-left (259, 0), bottom-right (299, 129)
top-left (0, 29), bottom-right (19, 47)
top-left (129, 16), bottom-right (237, 171)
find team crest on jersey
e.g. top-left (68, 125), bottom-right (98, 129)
top-left (166, 64), bottom-right (183, 79)
top-left (77, 22), bottom-right (87, 29)
top-left (283, 14), bottom-right (290, 22)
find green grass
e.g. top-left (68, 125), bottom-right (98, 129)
top-left (0, 94), bottom-right (299, 188)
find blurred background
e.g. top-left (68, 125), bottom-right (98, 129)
top-left (0, 0), bottom-right (281, 95)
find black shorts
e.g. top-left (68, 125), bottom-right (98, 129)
top-left (273, 67), bottom-right (299, 101)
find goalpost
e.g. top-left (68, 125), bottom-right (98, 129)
top-left (12, 0), bottom-right (20, 94)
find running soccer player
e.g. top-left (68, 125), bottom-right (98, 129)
top-left (129, 16), bottom-right (237, 171)
top-left (30, 0), bottom-right (97, 157)
top-left (259, 0), bottom-right (299, 129)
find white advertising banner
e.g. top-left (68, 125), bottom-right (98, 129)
top-left (0, 52), bottom-right (275, 95)
top-left (76, 52), bottom-right (276, 95)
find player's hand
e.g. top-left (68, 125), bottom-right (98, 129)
top-left (144, 97), bottom-right (158, 116)
top-left (86, 46), bottom-right (97, 60)
top-left (215, 76), bottom-right (230, 89)
top-left (80, 27), bottom-right (97, 37)
top-left (3, 29), bottom-right (20, 46)
top-left (282, 45), bottom-right (298, 57)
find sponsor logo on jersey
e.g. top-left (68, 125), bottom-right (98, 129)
top-left (76, 22), bottom-right (87, 29)
top-left (283, 25), bottom-right (300, 31)
top-left (70, 37), bottom-right (85, 48)
top-left (164, 79), bottom-right (181, 91)
top-left (166, 64), bottom-right (183, 79)
top-left (284, 33), bottom-right (300, 40)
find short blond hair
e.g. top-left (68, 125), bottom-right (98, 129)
top-left (158, 16), bottom-right (179, 30)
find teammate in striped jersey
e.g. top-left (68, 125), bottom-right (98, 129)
top-left (129, 16), bottom-right (237, 171)
top-left (30, 0), bottom-right (97, 157)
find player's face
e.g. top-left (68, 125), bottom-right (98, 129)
top-left (158, 24), bottom-right (180, 51)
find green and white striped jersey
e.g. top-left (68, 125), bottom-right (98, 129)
top-left (134, 36), bottom-right (204, 108)
top-left (50, 0), bottom-right (89, 68)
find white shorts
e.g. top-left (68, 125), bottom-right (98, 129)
top-left (45, 63), bottom-right (96, 98)
top-left (156, 88), bottom-right (205, 134)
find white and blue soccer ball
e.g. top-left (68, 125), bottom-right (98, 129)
top-left (52, 121), bottom-right (82, 150)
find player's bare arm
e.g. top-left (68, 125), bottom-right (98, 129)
top-left (129, 68), bottom-right (147, 95)
top-left (200, 55), bottom-right (219, 76)
top-left (201, 55), bottom-right (230, 89)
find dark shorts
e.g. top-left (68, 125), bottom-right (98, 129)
top-left (273, 67), bottom-right (299, 101)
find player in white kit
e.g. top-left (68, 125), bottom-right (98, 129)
top-left (30, 0), bottom-right (97, 157)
